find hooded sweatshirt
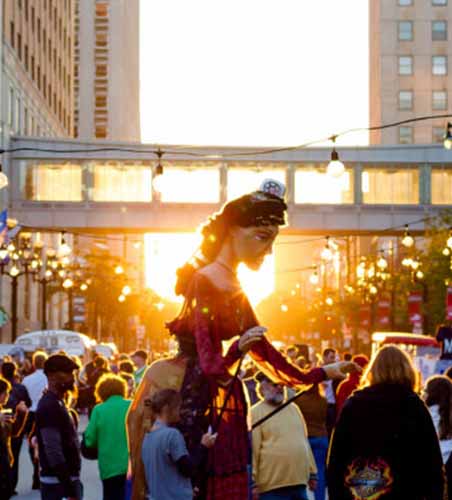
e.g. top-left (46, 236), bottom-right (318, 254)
top-left (327, 383), bottom-right (444, 500)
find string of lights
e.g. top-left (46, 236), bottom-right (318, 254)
top-left (2, 113), bottom-right (452, 161)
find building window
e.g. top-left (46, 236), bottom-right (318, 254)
top-left (37, 65), bottom-right (41, 89)
top-left (399, 56), bottom-right (413, 75)
top-left (433, 127), bottom-right (445, 143)
top-left (24, 108), bottom-right (28, 135)
top-left (399, 0), bottom-right (413, 4)
top-left (433, 90), bottom-right (447, 110)
top-left (399, 21), bottom-right (413, 41)
top-left (23, 163), bottom-right (83, 201)
top-left (8, 88), bottom-right (14, 127)
top-left (433, 0), bottom-right (447, 5)
top-left (227, 165), bottom-right (287, 201)
top-left (432, 167), bottom-right (452, 203)
top-left (399, 90), bottom-right (413, 110)
top-left (399, 126), bottom-right (413, 143)
top-left (433, 56), bottom-right (448, 75)
top-left (432, 21), bottom-right (448, 41)
top-left (31, 56), bottom-right (35, 80)
top-left (91, 163), bottom-right (154, 202)
top-left (24, 45), bottom-right (29, 71)
top-left (10, 22), bottom-right (14, 47)
top-left (155, 165), bottom-right (221, 203)
top-left (362, 168), bottom-right (419, 204)
top-left (31, 7), bottom-right (35, 31)
top-left (17, 34), bottom-right (22, 59)
top-left (37, 19), bottom-right (41, 41)
top-left (15, 97), bottom-right (21, 133)
top-left (295, 166), bottom-right (354, 204)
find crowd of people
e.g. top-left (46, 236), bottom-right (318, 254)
top-left (0, 342), bottom-right (450, 500)
top-left (1, 182), bottom-right (451, 500)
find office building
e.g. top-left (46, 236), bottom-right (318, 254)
top-left (370, 0), bottom-right (451, 144)
top-left (74, 0), bottom-right (140, 141)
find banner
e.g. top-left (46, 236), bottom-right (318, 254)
top-left (0, 210), bottom-right (7, 247)
top-left (377, 295), bottom-right (391, 328)
top-left (359, 303), bottom-right (371, 331)
top-left (408, 291), bottom-right (423, 332)
top-left (446, 287), bottom-right (452, 321)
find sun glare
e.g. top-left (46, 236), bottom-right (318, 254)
top-left (144, 232), bottom-right (275, 306)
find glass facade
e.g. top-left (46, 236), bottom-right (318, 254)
top-left (91, 162), bottom-right (152, 202)
top-left (362, 167), bottom-right (419, 204)
top-left (158, 163), bottom-right (220, 203)
top-left (24, 163), bottom-right (83, 201)
top-left (19, 158), bottom-right (452, 208)
top-left (295, 166), bottom-right (354, 204)
top-left (432, 167), bottom-right (452, 204)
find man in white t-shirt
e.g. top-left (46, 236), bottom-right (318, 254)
top-left (22, 350), bottom-right (48, 489)
top-left (322, 348), bottom-right (337, 437)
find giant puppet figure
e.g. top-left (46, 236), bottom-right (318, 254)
top-left (127, 180), bottom-right (354, 500)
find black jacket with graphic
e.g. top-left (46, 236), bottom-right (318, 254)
top-left (327, 382), bottom-right (444, 500)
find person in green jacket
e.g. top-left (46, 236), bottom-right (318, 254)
top-left (84, 373), bottom-right (131, 500)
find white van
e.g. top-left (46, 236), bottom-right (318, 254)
top-left (15, 330), bottom-right (96, 361)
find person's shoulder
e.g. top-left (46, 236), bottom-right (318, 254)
top-left (36, 392), bottom-right (63, 415)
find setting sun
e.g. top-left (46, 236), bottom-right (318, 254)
top-left (144, 232), bottom-right (275, 306)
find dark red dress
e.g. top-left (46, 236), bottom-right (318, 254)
top-left (168, 263), bottom-right (325, 500)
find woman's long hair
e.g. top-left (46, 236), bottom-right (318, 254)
top-left (175, 190), bottom-right (287, 296)
top-left (361, 345), bottom-right (419, 392)
top-left (425, 375), bottom-right (452, 440)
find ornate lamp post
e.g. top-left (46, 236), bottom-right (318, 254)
top-left (0, 233), bottom-right (41, 341)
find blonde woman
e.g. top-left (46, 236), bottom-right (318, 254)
top-left (327, 345), bottom-right (444, 500)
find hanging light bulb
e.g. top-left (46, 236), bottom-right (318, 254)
top-left (326, 136), bottom-right (345, 178)
top-left (321, 237), bottom-right (333, 261)
top-left (444, 122), bottom-right (452, 150)
top-left (444, 248), bottom-right (451, 257)
top-left (80, 283), bottom-right (88, 291)
top-left (118, 294), bottom-right (126, 303)
top-left (280, 304), bottom-right (289, 313)
top-left (7, 243), bottom-right (15, 253)
top-left (402, 257), bottom-right (412, 267)
top-left (356, 261), bottom-right (366, 279)
top-left (447, 229), bottom-right (452, 249)
top-left (401, 225), bottom-right (414, 248)
top-left (377, 251), bottom-right (388, 270)
top-left (122, 285), bottom-right (132, 296)
top-left (325, 297), bottom-right (334, 306)
top-left (45, 269), bottom-right (53, 279)
top-left (416, 270), bottom-right (424, 280)
top-left (369, 285), bottom-right (378, 295)
top-left (114, 265), bottom-right (124, 275)
top-left (152, 149), bottom-right (165, 193)
top-left (58, 231), bottom-right (71, 257)
top-left (410, 260), bottom-right (420, 270)
top-left (309, 268), bottom-right (319, 285)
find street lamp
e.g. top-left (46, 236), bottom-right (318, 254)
top-left (0, 233), bottom-right (41, 341)
top-left (402, 225), bottom-right (415, 248)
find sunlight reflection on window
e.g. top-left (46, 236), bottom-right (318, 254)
top-left (227, 165), bottom-right (287, 200)
top-left (295, 166), bottom-right (353, 204)
top-left (157, 164), bottom-right (220, 203)
top-left (92, 162), bottom-right (152, 202)
top-left (24, 162), bottom-right (83, 201)
top-left (145, 232), bottom-right (274, 305)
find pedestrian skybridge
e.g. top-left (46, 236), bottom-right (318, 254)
top-left (6, 137), bottom-right (452, 234)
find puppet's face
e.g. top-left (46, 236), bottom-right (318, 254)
top-left (230, 225), bottom-right (279, 270)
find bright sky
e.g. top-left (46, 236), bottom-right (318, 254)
top-left (140, 0), bottom-right (369, 147)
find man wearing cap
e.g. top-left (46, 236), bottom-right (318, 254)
top-left (252, 371), bottom-right (317, 500)
top-left (131, 350), bottom-right (148, 387)
top-left (35, 354), bottom-right (81, 500)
